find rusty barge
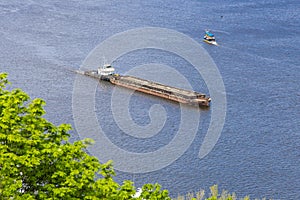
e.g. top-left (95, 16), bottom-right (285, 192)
top-left (79, 64), bottom-right (211, 107)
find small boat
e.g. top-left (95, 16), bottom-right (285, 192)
top-left (203, 30), bottom-right (218, 46)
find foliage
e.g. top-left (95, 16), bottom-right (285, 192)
top-left (174, 184), bottom-right (271, 200)
top-left (0, 73), bottom-right (170, 199)
top-left (141, 183), bottom-right (171, 200)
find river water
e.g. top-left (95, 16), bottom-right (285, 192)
top-left (1, 0), bottom-right (299, 199)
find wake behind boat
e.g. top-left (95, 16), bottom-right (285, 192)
top-left (203, 30), bottom-right (218, 46)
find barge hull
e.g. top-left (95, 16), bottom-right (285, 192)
top-left (110, 75), bottom-right (210, 107)
top-left (81, 71), bottom-right (210, 107)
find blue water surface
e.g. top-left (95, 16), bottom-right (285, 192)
top-left (1, 0), bottom-right (299, 199)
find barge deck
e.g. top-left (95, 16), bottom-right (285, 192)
top-left (82, 70), bottom-right (211, 107)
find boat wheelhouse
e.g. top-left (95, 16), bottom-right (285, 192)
top-left (97, 64), bottom-right (115, 76)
